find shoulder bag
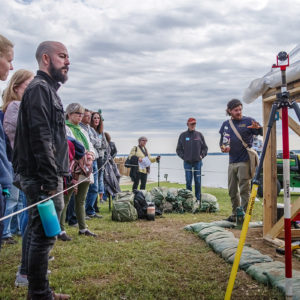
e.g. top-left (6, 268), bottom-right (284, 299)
top-left (229, 119), bottom-right (259, 178)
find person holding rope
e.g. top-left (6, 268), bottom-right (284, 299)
top-left (129, 136), bottom-right (160, 191)
top-left (176, 117), bottom-right (208, 203)
top-left (219, 99), bottom-right (262, 222)
top-left (0, 34), bottom-right (14, 250)
top-left (13, 41), bottom-right (70, 300)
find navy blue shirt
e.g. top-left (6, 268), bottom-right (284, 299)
top-left (219, 116), bottom-right (262, 164)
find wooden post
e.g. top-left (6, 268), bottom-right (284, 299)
top-left (262, 100), bottom-right (278, 235)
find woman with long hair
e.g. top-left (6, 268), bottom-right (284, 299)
top-left (90, 112), bottom-right (107, 204)
top-left (2, 69), bottom-right (34, 245)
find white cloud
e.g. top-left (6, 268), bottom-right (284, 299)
top-left (0, 0), bottom-right (300, 154)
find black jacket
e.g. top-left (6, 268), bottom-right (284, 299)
top-left (13, 71), bottom-right (69, 191)
top-left (176, 129), bottom-right (208, 163)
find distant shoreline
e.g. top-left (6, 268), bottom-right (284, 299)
top-left (116, 150), bottom-right (300, 157)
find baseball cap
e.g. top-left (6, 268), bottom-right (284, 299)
top-left (187, 117), bottom-right (196, 124)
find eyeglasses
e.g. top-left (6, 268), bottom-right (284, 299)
top-left (74, 112), bottom-right (84, 116)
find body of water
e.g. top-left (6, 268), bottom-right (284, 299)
top-left (147, 155), bottom-right (229, 188)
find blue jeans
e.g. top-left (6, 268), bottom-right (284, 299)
top-left (2, 184), bottom-right (20, 238)
top-left (184, 161), bottom-right (203, 201)
top-left (98, 170), bottom-right (104, 194)
top-left (85, 161), bottom-right (98, 216)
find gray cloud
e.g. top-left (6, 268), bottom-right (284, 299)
top-left (0, 0), bottom-right (299, 153)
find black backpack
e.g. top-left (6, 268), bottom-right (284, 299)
top-left (133, 191), bottom-right (148, 219)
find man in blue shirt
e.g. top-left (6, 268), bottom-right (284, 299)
top-left (219, 99), bottom-right (262, 222)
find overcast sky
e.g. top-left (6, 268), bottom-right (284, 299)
top-left (1, 0), bottom-right (300, 154)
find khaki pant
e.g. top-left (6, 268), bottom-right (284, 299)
top-left (228, 161), bottom-right (251, 216)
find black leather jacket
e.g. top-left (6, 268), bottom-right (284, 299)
top-left (176, 129), bottom-right (208, 163)
top-left (13, 71), bottom-right (69, 191)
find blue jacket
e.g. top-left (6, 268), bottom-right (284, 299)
top-left (0, 117), bottom-right (13, 190)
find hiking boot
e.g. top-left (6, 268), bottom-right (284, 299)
top-left (58, 232), bottom-right (72, 242)
top-left (87, 214), bottom-right (103, 219)
top-left (79, 229), bottom-right (97, 237)
top-left (27, 290), bottom-right (70, 300)
top-left (224, 215), bottom-right (236, 222)
top-left (2, 237), bottom-right (17, 244)
top-left (15, 273), bottom-right (28, 287)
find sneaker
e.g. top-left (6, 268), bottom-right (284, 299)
top-left (87, 214), bottom-right (103, 219)
top-left (2, 237), bottom-right (17, 244)
top-left (68, 223), bottom-right (78, 227)
top-left (15, 273), bottom-right (28, 287)
top-left (79, 229), bottom-right (98, 237)
top-left (224, 215), bottom-right (236, 222)
top-left (58, 232), bottom-right (72, 241)
top-left (85, 216), bottom-right (91, 220)
top-left (48, 256), bottom-right (55, 262)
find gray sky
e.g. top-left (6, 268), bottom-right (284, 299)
top-left (1, 0), bottom-right (300, 153)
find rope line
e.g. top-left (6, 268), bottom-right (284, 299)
top-left (0, 158), bottom-right (110, 223)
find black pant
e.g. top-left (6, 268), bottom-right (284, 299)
top-left (132, 172), bottom-right (147, 191)
top-left (21, 176), bottom-right (63, 300)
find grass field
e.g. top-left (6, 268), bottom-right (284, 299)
top-left (1, 182), bottom-right (298, 299)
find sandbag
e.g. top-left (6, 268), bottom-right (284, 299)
top-left (225, 246), bottom-right (273, 270)
top-left (209, 238), bottom-right (239, 254)
top-left (265, 269), bottom-right (300, 299)
top-left (198, 226), bottom-right (226, 240)
top-left (184, 222), bottom-right (216, 233)
top-left (210, 220), bottom-right (236, 228)
top-left (205, 231), bottom-right (235, 243)
top-left (246, 261), bottom-right (285, 285)
top-left (199, 193), bottom-right (219, 212)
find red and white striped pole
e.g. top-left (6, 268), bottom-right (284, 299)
top-left (280, 65), bottom-right (293, 299)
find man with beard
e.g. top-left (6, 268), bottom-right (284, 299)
top-left (219, 99), bottom-right (262, 222)
top-left (13, 41), bottom-right (70, 299)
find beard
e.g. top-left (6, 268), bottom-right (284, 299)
top-left (49, 59), bottom-right (68, 83)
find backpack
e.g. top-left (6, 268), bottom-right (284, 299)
top-left (133, 190), bottom-right (148, 219)
top-left (125, 146), bottom-right (138, 168)
top-left (112, 191), bottom-right (138, 222)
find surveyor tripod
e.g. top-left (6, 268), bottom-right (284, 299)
top-left (225, 51), bottom-right (300, 300)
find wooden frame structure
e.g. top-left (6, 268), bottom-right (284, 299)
top-left (262, 79), bottom-right (300, 244)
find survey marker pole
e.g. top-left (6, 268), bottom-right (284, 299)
top-left (225, 51), bottom-right (300, 300)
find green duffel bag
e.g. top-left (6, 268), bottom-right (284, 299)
top-left (112, 200), bottom-right (138, 222)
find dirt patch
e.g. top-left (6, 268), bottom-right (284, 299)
top-left (231, 227), bottom-right (300, 271)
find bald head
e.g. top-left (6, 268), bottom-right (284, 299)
top-left (35, 41), bottom-right (70, 83)
top-left (35, 41), bottom-right (65, 64)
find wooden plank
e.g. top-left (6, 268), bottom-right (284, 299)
top-left (264, 86), bottom-right (300, 102)
top-left (279, 111), bottom-right (300, 137)
top-left (278, 229), bottom-right (300, 240)
top-left (262, 101), bottom-right (278, 235)
top-left (264, 197), bottom-right (300, 238)
top-left (263, 236), bottom-right (285, 248)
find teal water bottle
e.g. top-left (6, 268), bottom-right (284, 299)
top-left (37, 199), bottom-right (61, 237)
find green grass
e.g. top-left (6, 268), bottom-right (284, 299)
top-left (0, 182), bottom-right (295, 299)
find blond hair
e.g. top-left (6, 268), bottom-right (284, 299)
top-left (0, 34), bottom-right (14, 57)
top-left (2, 69), bottom-right (34, 113)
